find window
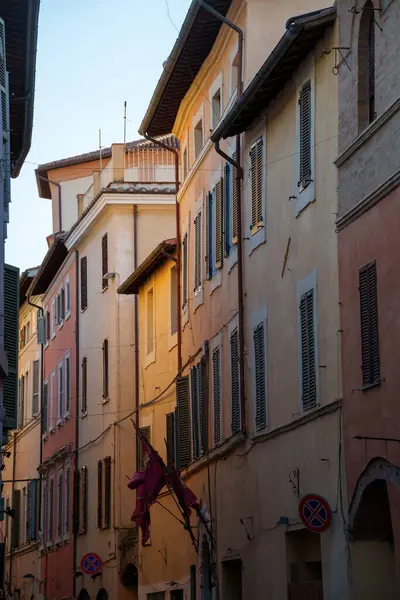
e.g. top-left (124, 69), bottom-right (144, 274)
top-left (183, 147), bottom-right (188, 180)
top-left (182, 234), bottom-right (188, 308)
top-left (51, 298), bottom-right (56, 338)
top-left (79, 466), bottom-right (88, 534)
top-left (58, 359), bottom-right (64, 424)
top-left (18, 375), bottom-right (25, 429)
top-left (104, 457), bottom-right (111, 528)
top-left (102, 339), bottom-right (109, 399)
top-left (49, 370), bottom-right (55, 431)
top-left (170, 266), bottom-right (178, 336)
top-left (45, 309), bottom-right (50, 344)
top-left (57, 470), bottom-right (63, 540)
top-left (26, 321), bottom-right (30, 342)
top-left (65, 351), bottom-right (70, 416)
top-left (65, 276), bottom-right (71, 318)
top-left (296, 76), bottom-right (315, 215)
top-left (166, 412), bottom-right (175, 467)
top-left (250, 137), bottom-right (264, 231)
top-left (20, 327), bottom-right (25, 350)
top-left (64, 464), bottom-right (70, 536)
top-left (206, 178), bottom-right (223, 278)
top-left (253, 322), bottom-right (267, 432)
top-left (211, 88), bottom-right (221, 129)
top-left (146, 289), bottom-right (155, 356)
top-left (97, 460), bottom-right (103, 529)
top-left (359, 261), bottom-right (380, 386)
top-left (48, 476), bottom-right (54, 543)
top-left (231, 51), bottom-right (239, 96)
top-left (176, 376), bottom-right (191, 468)
top-left (194, 210), bottom-right (202, 293)
top-left (191, 360), bottom-right (206, 459)
top-left (102, 233), bottom-right (108, 290)
top-left (43, 380), bottom-right (48, 434)
top-left (194, 118), bottom-right (203, 160)
top-left (60, 287), bottom-right (65, 323)
top-left (358, 2), bottom-right (376, 130)
top-left (80, 256), bottom-right (88, 311)
top-left (230, 328), bottom-right (240, 434)
top-left (212, 346), bottom-right (222, 446)
top-left (300, 289), bottom-right (317, 411)
top-left (138, 427), bottom-right (151, 471)
top-left (224, 158), bottom-right (238, 256)
top-left (26, 480), bottom-right (37, 543)
top-left (32, 360), bottom-right (40, 417)
top-left (81, 356), bottom-right (87, 413)
top-left (147, 593), bottom-right (165, 600)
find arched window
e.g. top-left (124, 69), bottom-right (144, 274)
top-left (358, 1), bottom-right (376, 131)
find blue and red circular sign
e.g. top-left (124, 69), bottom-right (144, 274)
top-left (81, 552), bottom-right (102, 575)
top-left (299, 493), bottom-right (332, 533)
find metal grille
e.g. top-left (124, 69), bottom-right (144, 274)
top-left (254, 323), bottom-right (267, 431)
top-left (230, 328), bottom-right (241, 434)
top-left (250, 138), bottom-right (263, 228)
top-left (194, 212), bottom-right (202, 291)
top-left (177, 376), bottom-right (191, 468)
top-left (212, 347), bottom-right (221, 446)
top-left (359, 261), bottom-right (380, 386)
top-left (102, 233), bottom-right (108, 290)
top-left (300, 289), bottom-right (317, 411)
top-left (299, 80), bottom-right (312, 187)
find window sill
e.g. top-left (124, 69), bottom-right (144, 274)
top-left (102, 397), bottom-right (109, 405)
top-left (42, 432), bottom-right (48, 441)
top-left (361, 380), bottom-right (381, 392)
top-left (51, 333), bottom-right (56, 341)
top-left (58, 321), bottom-right (64, 330)
top-left (64, 410), bottom-right (71, 420)
top-left (168, 333), bottom-right (178, 352)
top-left (49, 426), bottom-right (55, 434)
top-left (210, 269), bottom-right (222, 294)
top-left (57, 419), bottom-right (63, 428)
top-left (80, 307), bottom-right (88, 314)
top-left (102, 286), bottom-right (109, 294)
top-left (248, 226), bottom-right (266, 256)
top-left (65, 312), bottom-right (71, 321)
top-left (81, 410), bottom-right (88, 419)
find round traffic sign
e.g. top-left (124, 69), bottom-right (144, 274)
top-left (80, 552), bottom-right (102, 575)
top-left (299, 493), bottom-right (332, 533)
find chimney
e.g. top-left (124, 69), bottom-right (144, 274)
top-left (93, 171), bottom-right (101, 196)
top-left (111, 143), bottom-right (125, 182)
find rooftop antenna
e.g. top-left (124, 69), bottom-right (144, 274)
top-left (123, 101), bottom-right (127, 147)
top-left (99, 128), bottom-right (102, 171)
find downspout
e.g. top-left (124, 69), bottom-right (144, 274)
top-left (199, 0), bottom-right (246, 433)
top-left (133, 206), bottom-right (140, 465)
top-left (37, 174), bottom-right (63, 233)
top-left (73, 250), bottom-right (80, 599)
top-left (142, 134), bottom-right (182, 372)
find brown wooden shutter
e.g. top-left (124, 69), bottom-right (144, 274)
top-left (205, 192), bottom-right (213, 280)
top-left (215, 179), bottom-right (224, 269)
top-left (57, 471), bottom-right (63, 539)
top-left (97, 460), bottom-right (103, 529)
top-left (73, 470), bottom-right (80, 534)
top-left (212, 347), bottom-right (221, 446)
top-left (198, 358), bottom-right (207, 455)
top-left (82, 356), bottom-right (87, 413)
top-left (80, 256), bottom-right (88, 311)
top-left (300, 289), bottom-right (317, 411)
top-left (104, 457), bottom-right (111, 529)
top-left (49, 478), bottom-right (54, 541)
top-left (177, 376), bottom-right (191, 468)
top-left (254, 323), bottom-right (267, 431)
top-left (368, 19), bottom-right (375, 123)
top-left (80, 466), bottom-right (87, 534)
top-left (102, 339), bottom-right (109, 399)
top-left (250, 138), bottom-right (263, 229)
top-left (194, 212), bottom-right (202, 291)
top-left (102, 233), bottom-right (108, 290)
top-left (182, 234), bottom-right (188, 307)
top-left (299, 80), bottom-right (312, 187)
top-left (191, 366), bottom-right (199, 459)
top-left (139, 426), bottom-right (151, 471)
top-left (232, 151), bottom-right (238, 243)
top-left (230, 328), bottom-right (240, 434)
top-left (359, 261), bottom-right (380, 386)
top-left (166, 412), bottom-right (175, 468)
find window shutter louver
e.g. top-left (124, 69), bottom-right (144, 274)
top-left (43, 381), bottom-right (48, 432)
top-left (0, 18), bottom-right (10, 145)
top-left (215, 179), bottom-right (223, 269)
top-left (11, 489), bottom-right (20, 549)
top-left (299, 81), bottom-right (312, 187)
top-left (82, 357), bottom-right (87, 413)
top-left (102, 339), bottom-right (109, 399)
top-left (32, 360), bottom-right (40, 416)
top-left (232, 151), bottom-right (238, 243)
top-left (65, 467), bottom-right (70, 535)
top-left (206, 192), bottom-right (213, 280)
top-left (194, 212), bottom-right (202, 291)
top-left (199, 359), bottom-right (207, 454)
top-left (97, 460), bottom-right (103, 529)
top-left (66, 279), bottom-right (71, 313)
top-left (61, 287), bottom-right (65, 321)
top-left (102, 233), bottom-right (108, 290)
top-left (57, 471), bottom-right (63, 539)
top-left (359, 261), bottom-right (380, 386)
top-left (65, 354), bottom-right (70, 414)
top-left (182, 234), bottom-right (188, 306)
top-left (3, 264), bottom-right (19, 432)
top-left (368, 20), bottom-right (375, 123)
top-left (224, 163), bottom-right (231, 257)
top-left (254, 323), bottom-right (267, 431)
top-left (300, 289), bottom-right (317, 411)
top-left (104, 456), bottom-right (111, 529)
top-left (80, 256), bottom-right (88, 311)
top-left (250, 138), bottom-right (263, 229)
top-left (80, 466), bottom-right (88, 534)
top-left (139, 426), bottom-right (151, 471)
top-left (49, 479), bottom-right (54, 541)
top-left (191, 367), bottom-right (200, 459)
top-left (177, 376), bottom-right (191, 468)
top-left (212, 347), bottom-right (221, 446)
top-left (230, 328), bottom-right (241, 434)
top-left (73, 470), bottom-right (80, 534)
top-left (27, 483), bottom-right (32, 542)
top-left (166, 412), bottom-right (176, 468)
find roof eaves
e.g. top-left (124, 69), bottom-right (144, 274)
top-left (28, 235), bottom-right (68, 296)
top-left (117, 239), bottom-right (177, 295)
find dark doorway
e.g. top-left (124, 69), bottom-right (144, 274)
top-left (96, 589), bottom-right (108, 600)
top-left (77, 590), bottom-right (91, 600)
top-left (171, 591), bottom-right (184, 600)
top-left (286, 529), bottom-right (323, 600)
top-left (222, 559), bottom-right (242, 600)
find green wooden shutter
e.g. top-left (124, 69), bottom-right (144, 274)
top-left (104, 456), bottom-right (111, 529)
top-left (359, 261), bottom-right (380, 386)
top-left (232, 151), bottom-right (238, 243)
top-left (254, 323), bottom-right (267, 431)
top-left (299, 80), bottom-right (312, 187)
top-left (191, 367), bottom-right (199, 459)
top-left (166, 412), bottom-right (175, 468)
top-left (97, 460), bottom-right (103, 529)
top-left (230, 328), bottom-right (240, 434)
top-left (3, 264), bottom-right (19, 432)
top-left (205, 192), bottom-right (213, 280)
top-left (215, 179), bottom-right (223, 269)
top-left (224, 163), bottom-right (231, 257)
top-left (177, 376), bottom-right (191, 468)
top-left (102, 233), bottom-right (108, 290)
top-left (212, 347), bottom-right (221, 446)
top-left (300, 289), bottom-right (317, 411)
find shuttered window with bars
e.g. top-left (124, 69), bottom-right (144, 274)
top-left (80, 256), bottom-right (88, 311)
top-left (177, 376), bottom-right (191, 468)
top-left (80, 466), bottom-right (88, 534)
top-left (250, 137), bottom-right (264, 231)
top-left (48, 477), bottom-right (55, 543)
top-left (359, 261), bottom-right (380, 386)
top-left (102, 233), bottom-right (109, 290)
top-left (299, 81), bottom-right (312, 188)
top-left (191, 361), bottom-right (207, 459)
top-left (82, 356), bottom-right (87, 413)
top-left (254, 323), bottom-right (267, 432)
top-left (300, 289), bottom-right (317, 411)
top-left (212, 346), bottom-right (222, 447)
top-left (57, 470), bottom-right (63, 541)
top-left (138, 427), bottom-right (151, 471)
top-left (102, 339), bottom-right (109, 399)
top-left (166, 412), bottom-right (176, 468)
top-left (97, 460), bottom-right (103, 529)
top-left (194, 210), bottom-right (202, 293)
top-left (230, 328), bottom-right (241, 434)
top-left (65, 465), bottom-right (70, 536)
top-left (104, 456), bottom-right (111, 529)
top-left (182, 234), bottom-right (188, 308)
top-left (32, 360), bottom-right (40, 417)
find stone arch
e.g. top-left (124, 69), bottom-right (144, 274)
top-left (348, 457), bottom-right (400, 531)
top-left (357, 0), bottom-right (376, 131)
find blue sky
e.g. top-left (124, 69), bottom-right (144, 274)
top-left (6, 0), bottom-right (191, 272)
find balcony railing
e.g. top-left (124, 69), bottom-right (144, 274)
top-left (125, 147), bottom-right (175, 182)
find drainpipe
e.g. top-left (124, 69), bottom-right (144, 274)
top-left (37, 174), bottom-right (63, 233)
top-left (73, 250), bottom-right (80, 599)
top-left (133, 206), bottom-right (140, 466)
top-left (198, 0), bottom-right (246, 433)
top-left (142, 133), bottom-right (182, 372)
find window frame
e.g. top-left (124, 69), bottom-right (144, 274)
top-left (247, 129), bottom-right (267, 254)
top-left (209, 72), bottom-right (223, 131)
top-left (145, 283), bottom-right (156, 367)
top-left (228, 317), bottom-right (241, 435)
top-left (192, 103), bottom-right (204, 163)
top-left (210, 332), bottom-right (223, 448)
top-left (65, 350), bottom-right (71, 418)
top-left (57, 358), bottom-right (64, 426)
top-left (65, 274), bottom-right (71, 320)
top-left (297, 269), bottom-right (319, 413)
top-left (32, 359), bottom-right (40, 417)
top-left (251, 306), bottom-right (268, 435)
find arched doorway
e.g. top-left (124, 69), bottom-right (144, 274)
top-left (77, 589), bottom-right (91, 600)
top-left (96, 589), bottom-right (108, 600)
top-left (349, 459), bottom-right (400, 599)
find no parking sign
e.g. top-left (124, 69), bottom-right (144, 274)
top-left (299, 493), bottom-right (333, 533)
top-left (80, 552), bottom-right (102, 575)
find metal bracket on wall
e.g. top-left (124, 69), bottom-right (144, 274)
top-left (289, 468), bottom-right (301, 499)
top-left (321, 47), bottom-right (351, 75)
